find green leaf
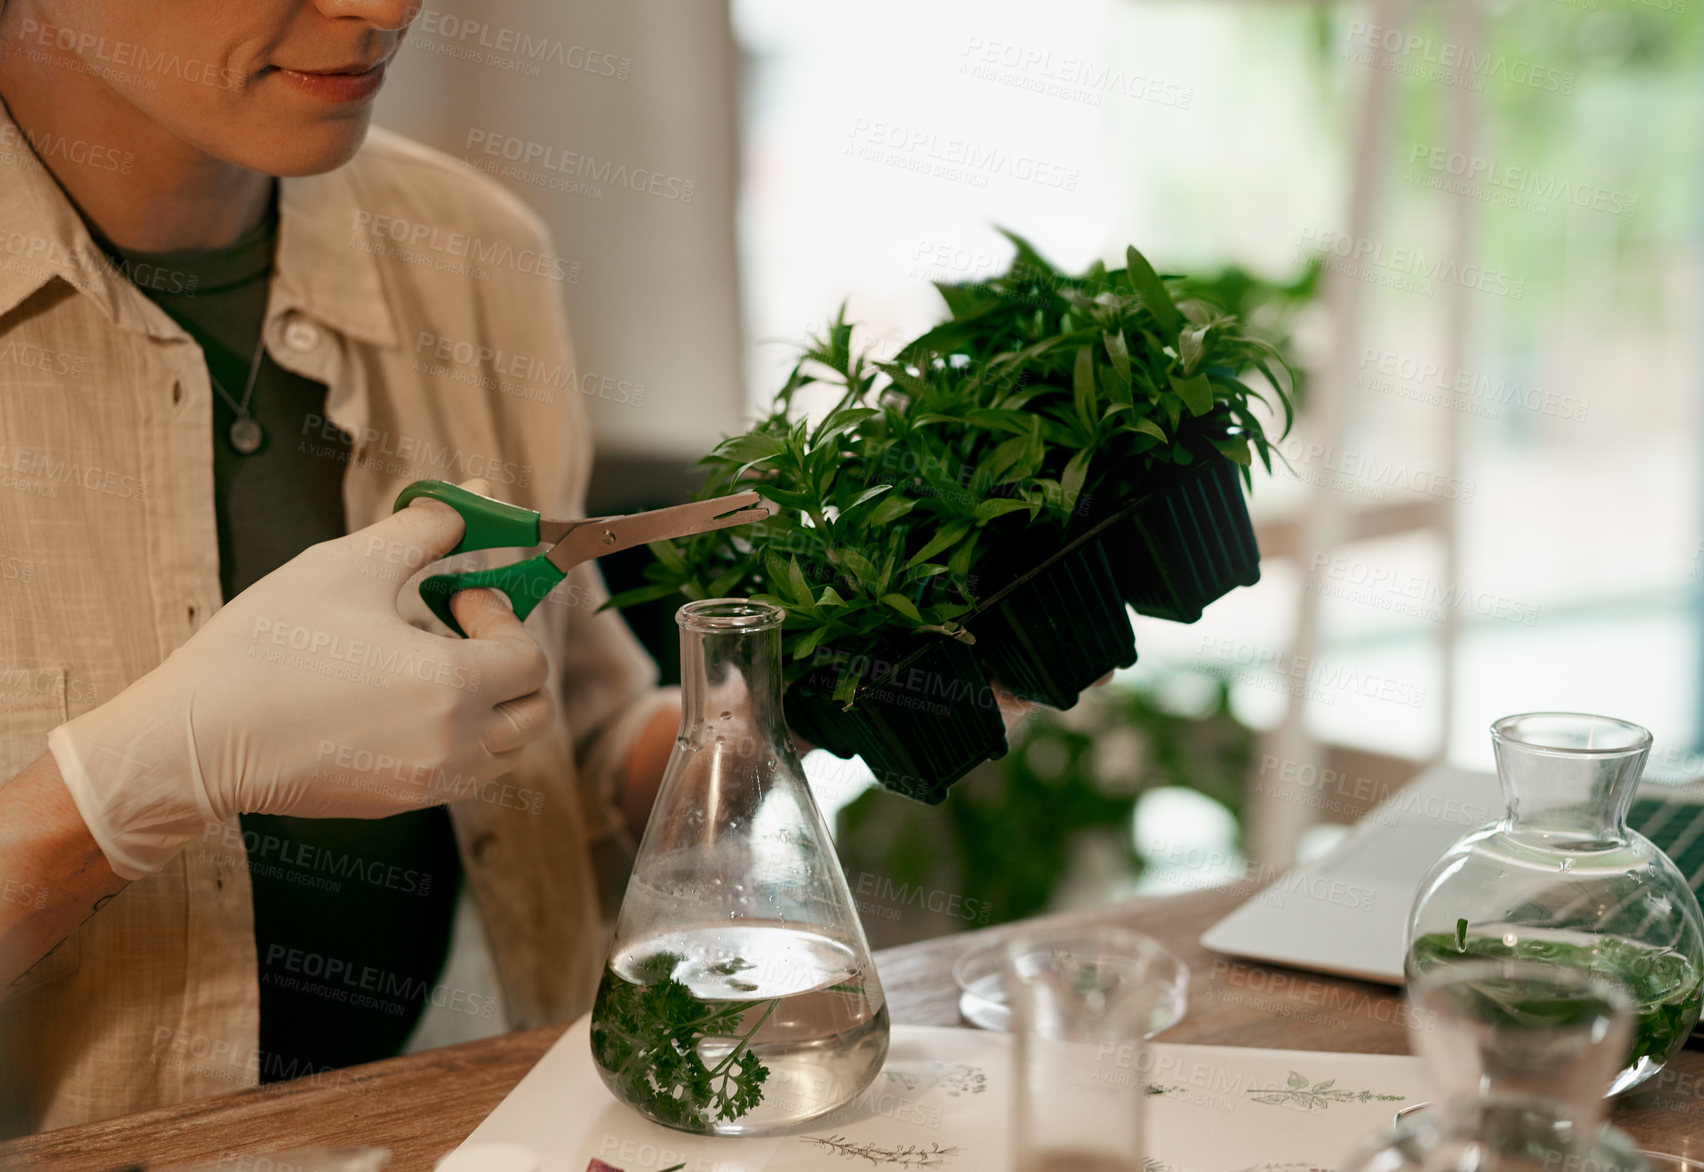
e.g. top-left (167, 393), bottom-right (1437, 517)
top-left (1124, 245), bottom-right (1183, 333)
top-left (650, 538), bottom-right (688, 575)
top-left (1072, 346), bottom-right (1096, 436)
top-left (713, 433), bottom-right (788, 472)
top-left (1104, 328), bottom-right (1132, 382)
top-left (972, 498), bottom-right (1033, 524)
top-left (1211, 435), bottom-right (1252, 466)
top-left (707, 566), bottom-right (750, 596)
top-left (906, 523), bottom-right (970, 569)
top-left (832, 664), bottom-right (861, 708)
top-left (605, 581), bottom-right (689, 609)
top-left (843, 483), bottom-right (893, 511)
top-left (1179, 324), bottom-right (1210, 374)
top-left (791, 625), bottom-right (830, 659)
top-left (1171, 372), bottom-right (1214, 417)
top-left (786, 557), bottom-right (812, 607)
top-left (868, 495), bottom-right (917, 526)
top-left (880, 593), bottom-right (922, 622)
top-left (840, 548), bottom-right (879, 590)
top-left (1286, 1071), bottom-right (1308, 1089)
top-left (1131, 417), bottom-right (1168, 443)
top-left (1060, 449), bottom-right (1091, 517)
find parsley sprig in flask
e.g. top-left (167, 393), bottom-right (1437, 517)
top-left (589, 599), bottom-right (889, 1135)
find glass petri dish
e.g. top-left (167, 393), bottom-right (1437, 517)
top-left (952, 924), bottom-right (1188, 1033)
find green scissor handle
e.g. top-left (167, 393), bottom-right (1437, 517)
top-left (392, 479), bottom-right (562, 637)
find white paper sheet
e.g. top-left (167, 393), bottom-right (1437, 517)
top-left (454, 1018), bottom-right (1427, 1172)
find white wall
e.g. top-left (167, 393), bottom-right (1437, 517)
top-left (376, 0), bottom-right (746, 460)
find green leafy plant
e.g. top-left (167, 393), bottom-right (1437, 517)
top-left (1409, 931), bottom-right (1703, 1079)
top-left (890, 231), bottom-right (1296, 534)
top-left (589, 952), bottom-right (775, 1132)
top-left (608, 312), bottom-right (1026, 705)
top-left (606, 235), bottom-right (1300, 706)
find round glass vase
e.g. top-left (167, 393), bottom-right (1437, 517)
top-left (1404, 712), bottom-right (1704, 1094)
top-left (589, 599), bottom-right (889, 1136)
top-left (1341, 960), bottom-right (1651, 1172)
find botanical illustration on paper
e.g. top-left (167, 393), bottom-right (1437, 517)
top-left (1245, 1071), bottom-right (1405, 1112)
top-left (883, 1062), bottom-right (988, 1098)
top-left (802, 1135), bottom-right (963, 1166)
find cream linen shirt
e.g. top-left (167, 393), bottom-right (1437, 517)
top-left (0, 116), bottom-right (672, 1134)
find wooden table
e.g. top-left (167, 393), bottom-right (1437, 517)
top-left (4, 885), bottom-right (1701, 1171)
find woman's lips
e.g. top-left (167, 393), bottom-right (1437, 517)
top-left (273, 59), bottom-right (388, 103)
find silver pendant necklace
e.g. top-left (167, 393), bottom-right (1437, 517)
top-left (207, 338), bottom-right (267, 455)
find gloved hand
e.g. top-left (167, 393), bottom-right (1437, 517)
top-left (48, 480), bottom-right (553, 880)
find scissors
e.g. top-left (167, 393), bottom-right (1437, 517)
top-left (392, 479), bottom-right (768, 637)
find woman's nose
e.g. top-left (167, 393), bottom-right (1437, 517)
top-left (315, 0), bottom-right (422, 32)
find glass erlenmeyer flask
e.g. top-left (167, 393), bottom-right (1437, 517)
top-left (1342, 960), bottom-right (1649, 1172)
top-left (1404, 713), bottom-right (1704, 1094)
top-left (589, 599), bottom-right (889, 1135)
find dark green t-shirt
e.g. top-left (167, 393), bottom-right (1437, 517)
top-left (99, 198), bottom-right (462, 1080)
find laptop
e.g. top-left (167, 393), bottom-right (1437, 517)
top-left (1200, 764), bottom-right (1704, 985)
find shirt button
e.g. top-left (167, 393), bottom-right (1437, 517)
top-left (284, 320), bottom-right (321, 352)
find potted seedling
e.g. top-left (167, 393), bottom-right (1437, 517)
top-left (609, 237), bottom-right (1295, 802)
top-left (872, 336), bottom-right (1137, 710)
top-left (608, 316), bottom-right (1014, 803)
top-left (899, 232), bottom-right (1294, 623)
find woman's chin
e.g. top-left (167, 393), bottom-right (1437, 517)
top-left (208, 111), bottom-right (376, 178)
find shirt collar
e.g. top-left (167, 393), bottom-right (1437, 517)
top-left (273, 158), bottom-right (398, 349)
top-left (0, 105), bottom-right (172, 336)
top-left (0, 101), bottom-right (397, 350)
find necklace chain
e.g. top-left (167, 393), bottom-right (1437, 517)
top-left (207, 336), bottom-right (267, 454)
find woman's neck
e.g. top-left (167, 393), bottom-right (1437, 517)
top-left (0, 46), bottom-right (272, 252)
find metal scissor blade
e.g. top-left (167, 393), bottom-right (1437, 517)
top-left (543, 491), bottom-right (770, 572)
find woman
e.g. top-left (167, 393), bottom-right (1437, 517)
top-left (0, 0), bottom-right (680, 1134)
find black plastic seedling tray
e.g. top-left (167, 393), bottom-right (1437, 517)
top-left (786, 455), bottom-right (1258, 802)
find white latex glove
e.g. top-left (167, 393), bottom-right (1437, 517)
top-left (48, 479), bottom-right (553, 880)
